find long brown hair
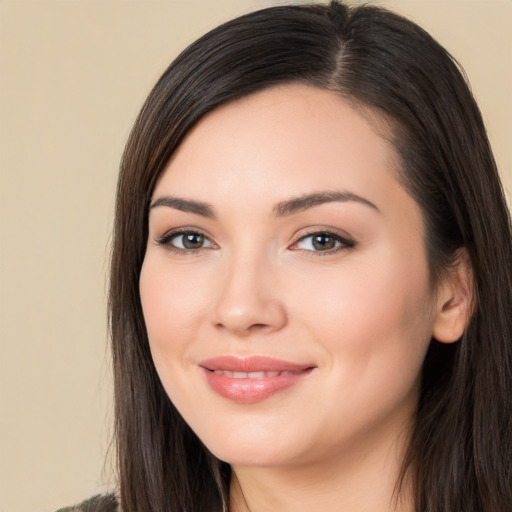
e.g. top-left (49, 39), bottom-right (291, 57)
top-left (109, 2), bottom-right (512, 511)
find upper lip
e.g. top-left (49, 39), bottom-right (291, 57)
top-left (199, 356), bottom-right (315, 373)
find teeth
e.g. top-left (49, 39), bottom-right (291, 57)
top-left (212, 370), bottom-right (298, 378)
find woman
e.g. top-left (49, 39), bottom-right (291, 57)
top-left (62, 1), bottom-right (512, 511)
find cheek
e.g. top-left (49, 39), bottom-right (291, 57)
top-left (285, 256), bottom-right (433, 445)
top-left (139, 256), bottom-right (217, 420)
top-left (292, 248), bottom-right (434, 379)
top-left (139, 256), bottom-right (209, 366)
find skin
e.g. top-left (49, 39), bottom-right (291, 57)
top-left (139, 85), bottom-right (470, 512)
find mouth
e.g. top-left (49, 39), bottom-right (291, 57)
top-left (210, 369), bottom-right (303, 378)
top-left (198, 356), bottom-right (315, 403)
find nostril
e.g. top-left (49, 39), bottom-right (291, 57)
top-left (215, 322), bottom-right (270, 333)
top-left (250, 323), bottom-right (269, 330)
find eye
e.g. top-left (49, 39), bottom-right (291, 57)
top-left (156, 230), bottom-right (215, 252)
top-left (292, 231), bottom-right (355, 253)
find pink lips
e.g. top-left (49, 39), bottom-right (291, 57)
top-left (199, 356), bottom-right (314, 403)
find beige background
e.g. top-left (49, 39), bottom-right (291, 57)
top-left (0, 1), bottom-right (510, 511)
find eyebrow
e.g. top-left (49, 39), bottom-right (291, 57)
top-left (149, 190), bottom-right (380, 219)
top-left (150, 196), bottom-right (215, 218)
top-left (273, 191), bottom-right (380, 216)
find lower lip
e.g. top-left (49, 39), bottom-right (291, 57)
top-left (201, 368), bottom-right (313, 403)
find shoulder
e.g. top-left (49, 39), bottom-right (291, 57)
top-left (55, 494), bottom-right (119, 512)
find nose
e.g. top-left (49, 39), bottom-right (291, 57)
top-left (212, 253), bottom-right (287, 337)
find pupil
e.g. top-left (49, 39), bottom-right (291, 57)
top-left (312, 234), bottom-right (335, 251)
top-left (183, 233), bottom-right (203, 249)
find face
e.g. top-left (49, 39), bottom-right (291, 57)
top-left (140, 85), bottom-right (439, 469)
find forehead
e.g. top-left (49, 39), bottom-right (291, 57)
top-left (154, 84), bottom-right (407, 218)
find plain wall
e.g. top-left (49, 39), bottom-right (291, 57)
top-left (0, 1), bottom-right (510, 511)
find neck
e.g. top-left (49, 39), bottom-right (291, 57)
top-left (229, 423), bottom-right (414, 512)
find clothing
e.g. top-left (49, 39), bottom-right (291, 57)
top-left (55, 494), bottom-right (119, 512)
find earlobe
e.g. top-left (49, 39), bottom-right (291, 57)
top-left (432, 248), bottom-right (475, 344)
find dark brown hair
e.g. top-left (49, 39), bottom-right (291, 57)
top-left (110, 2), bottom-right (512, 511)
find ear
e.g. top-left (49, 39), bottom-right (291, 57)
top-left (432, 248), bottom-right (475, 344)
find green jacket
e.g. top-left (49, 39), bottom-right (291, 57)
top-left (55, 494), bottom-right (119, 512)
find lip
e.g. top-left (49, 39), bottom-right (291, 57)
top-left (199, 356), bottom-right (315, 403)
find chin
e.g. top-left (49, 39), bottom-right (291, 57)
top-left (192, 418), bottom-right (320, 469)
top-left (209, 443), bottom-right (297, 468)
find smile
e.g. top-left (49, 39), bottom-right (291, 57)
top-left (211, 370), bottom-right (301, 378)
top-left (199, 356), bottom-right (315, 403)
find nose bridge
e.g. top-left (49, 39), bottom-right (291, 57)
top-left (212, 242), bottom-right (287, 335)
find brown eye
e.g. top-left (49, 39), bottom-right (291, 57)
top-left (180, 233), bottom-right (205, 249)
top-left (293, 231), bottom-right (355, 253)
top-left (312, 234), bottom-right (337, 251)
top-left (156, 231), bottom-right (214, 251)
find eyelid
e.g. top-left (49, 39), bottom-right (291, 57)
top-left (154, 227), bottom-right (217, 253)
top-left (152, 226), bottom-right (355, 255)
top-left (289, 228), bottom-right (356, 253)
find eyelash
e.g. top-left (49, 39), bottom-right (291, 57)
top-left (155, 229), bottom-right (216, 255)
top-left (290, 230), bottom-right (356, 255)
top-left (155, 229), bottom-right (355, 255)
